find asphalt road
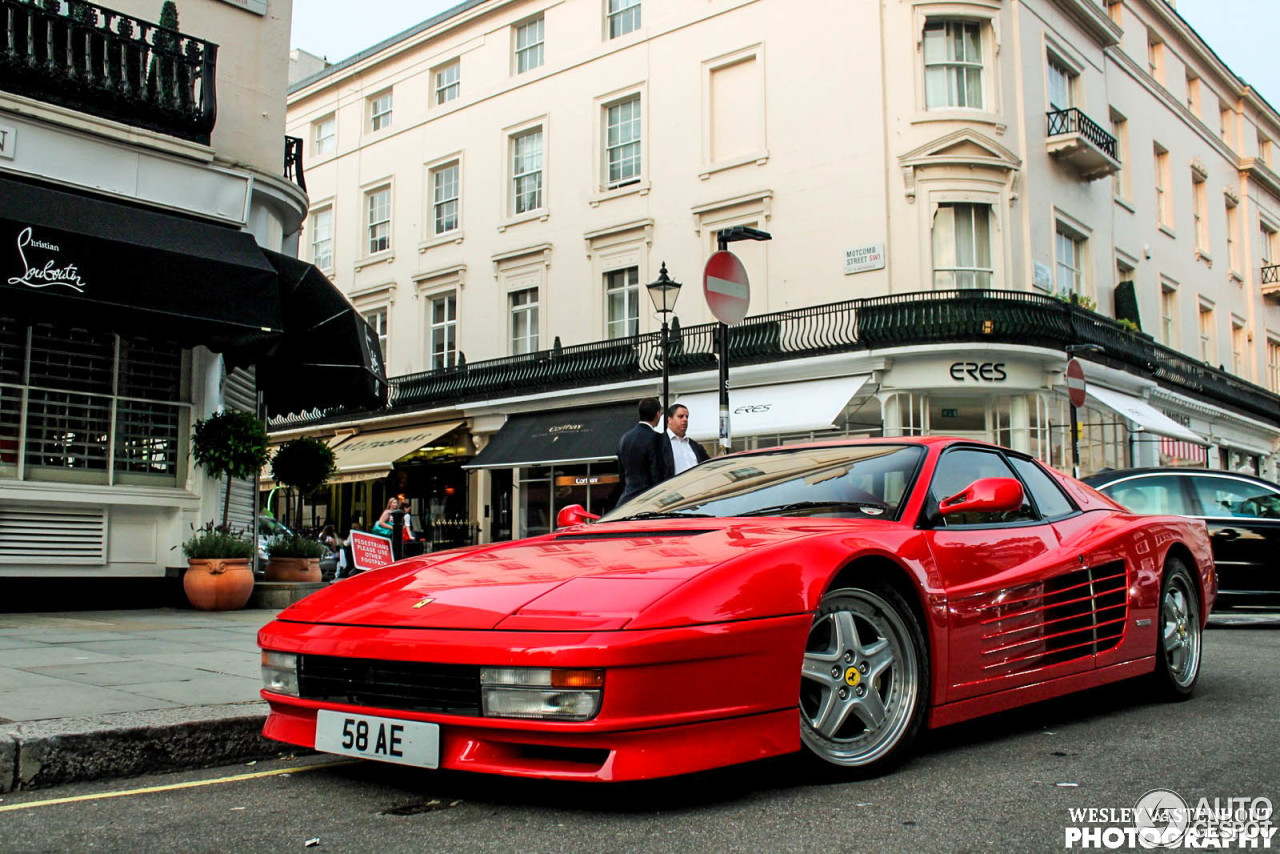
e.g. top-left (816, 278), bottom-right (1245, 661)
top-left (3, 615), bottom-right (1277, 854)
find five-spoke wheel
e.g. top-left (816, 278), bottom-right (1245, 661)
top-left (799, 583), bottom-right (927, 773)
top-left (1154, 560), bottom-right (1201, 699)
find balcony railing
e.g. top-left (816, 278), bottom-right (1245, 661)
top-left (1046, 107), bottom-right (1120, 180)
top-left (0, 0), bottom-right (217, 144)
top-left (284, 135), bottom-right (305, 190)
top-left (267, 290), bottom-right (1280, 430)
top-left (1263, 265), bottom-right (1280, 285)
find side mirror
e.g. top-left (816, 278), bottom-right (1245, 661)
top-left (555, 504), bottom-right (600, 529)
top-left (939, 477), bottom-right (1025, 517)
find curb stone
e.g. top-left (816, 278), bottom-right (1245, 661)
top-left (0, 702), bottom-right (287, 792)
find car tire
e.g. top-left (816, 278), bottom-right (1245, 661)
top-left (1152, 559), bottom-right (1202, 700)
top-left (799, 582), bottom-right (929, 776)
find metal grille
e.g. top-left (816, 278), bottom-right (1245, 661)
top-left (118, 338), bottom-right (181, 398)
top-left (0, 502), bottom-right (107, 564)
top-left (24, 390), bottom-right (111, 471)
top-left (222, 366), bottom-right (258, 536)
top-left (114, 400), bottom-right (180, 476)
top-left (298, 654), bottom-right (482, 716)
top-left (1046, 108), bottom-right (1119, 159)
top-left (28, 324), bottom-right (115, 394)
top-left (977, 562), bottom-right (1128, 674)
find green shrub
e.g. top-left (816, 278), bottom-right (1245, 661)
top-left (266, 534), bottom-right (326, 559)
top-left (183, 525), bottom-right (254, 560)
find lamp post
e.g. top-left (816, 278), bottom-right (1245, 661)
top-left (646, 262), bottom-right (682, 421)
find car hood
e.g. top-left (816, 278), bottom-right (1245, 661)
top-left (277, 518), bottom-right (851, 630)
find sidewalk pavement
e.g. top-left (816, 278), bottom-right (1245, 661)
top-left (0, 607), bottom-right (289, 792)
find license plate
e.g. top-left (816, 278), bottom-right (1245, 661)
top-left (314, 710), bottom-right (440, 768)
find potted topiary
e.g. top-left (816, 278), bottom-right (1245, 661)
top-left (182, 524), bottom-right (255, 610)
top-left (191, 409), bottom-right (271, 529)
top-left (264, 533), bottom-right (326, 582)
top-left (269, 437), bottom-right (337, 531)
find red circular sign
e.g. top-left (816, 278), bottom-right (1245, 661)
top-left (1066, 358), bottom-right (1087, 408)
top-left (703, 250), bottom-right (750, 325)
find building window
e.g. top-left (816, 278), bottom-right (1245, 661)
top-left (1111, 110), bottom-right (1130, 200)
top-left (511, 127), bottom-right (544, 215)
top-left (1160, 285), bottom-right (1177, 347)
top-left (932, 203), bottom-right (992, 289)
top-left (362, 308), bottom-right (389, 366)
top-left (1198, 302), bottom-right (1215, 364)
top-left (428, 293), bottom-right (457, 369)
top-left (1047, 56), bottom-right (1074, 112)
top-left (431, 162), bottom-right (460, 235)
top-left (605, 95), bottom-right (642, 189)
top-left (1231, 319), bottom-right (1246, 376)
top-left (1147, 33), bottom-right (1164, 83)
top-left (1185, 73), bottom-right (1201, 117)
top-left (1219, 105), bottom-right (1233, 147)
top-left (606, 0), bottom-right (640, 39)
top-left (510, 288), bottom-right (539, 355)
top-left (313, 115), bottom-right (335, 156)
top-left (514, 16), bottom-right (544, 73)
top-left (1259, 133), bottom-right (1273, 166)
top-left (310, 207), bottom-right (333, 270)
top-left (605, 267), bottom-right (639, 339)
top-left (435, 61), bottom-right (460, 105)
top-left (1192, 172), bottom-right (1209, 252)
top-left (369, 90), bottom-right (392, 131)
top-left (0, 321), bottom-right (188, 486)
top-left (1154, 145), bottom-right (1171, 228)
top-left (1262, 222), bottom-right (1278, 270)
top-left (1269, 338), bottom-right (1280, 393)
top-left (1226, 198), bottom-right (1240, 272)
top-left (1055, 226), bottom-right (1085, 298)
top-left (366, 186), bottom-right (391, 255)
top-left (924, 20), bottom-right (984, 110)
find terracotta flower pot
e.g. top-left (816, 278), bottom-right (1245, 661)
top-left (184, 558), bottom-right (254, 611)
top-left (264, 556), bottom-right (321, 582)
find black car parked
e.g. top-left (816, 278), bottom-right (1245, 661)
top-left (1084, 468), bottom-right (1280, 608)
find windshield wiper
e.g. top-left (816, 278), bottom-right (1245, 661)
top-left (612, 510), bottom-right (716, 521)
top-left (736, 500), bottom-right (890, 518)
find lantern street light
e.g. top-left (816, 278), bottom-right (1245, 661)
top-left (646, 261), bottom-right (683, 421)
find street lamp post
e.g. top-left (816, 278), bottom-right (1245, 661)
top-left (646, 262), bottom-right (682, 420)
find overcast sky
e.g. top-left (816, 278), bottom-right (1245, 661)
top-left (290, 0), bottom-right (1280, 107)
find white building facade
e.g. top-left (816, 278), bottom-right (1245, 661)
top-left (281, 0), bottom-right (1280, 541)
top-left (0, 0), bottom-right (316, 579)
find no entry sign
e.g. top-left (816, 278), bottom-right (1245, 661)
top-left (1066, 358), bottom-right (1087, 408)
top-left (703, 250), bottom-right (750, 325)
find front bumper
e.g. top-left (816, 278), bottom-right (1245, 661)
top-left (259, 613), bottom-right (810, 782)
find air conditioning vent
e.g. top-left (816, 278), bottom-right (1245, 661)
top-left (978, 561), bottom-right (1128, 674)
top-left (0, 502), bottom-right (107, 564)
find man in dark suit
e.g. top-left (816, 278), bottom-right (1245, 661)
top-left (615, 397), bottom-right (664, 506)
top-left (659, 403), bottom-right (710, 481)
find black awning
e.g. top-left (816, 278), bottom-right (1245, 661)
top-left (465, 403), bottom-right (636, 469)
top-left (0, 176), bottom-right (281, 356)
top-left (258, 251), bottom-right (388, 415)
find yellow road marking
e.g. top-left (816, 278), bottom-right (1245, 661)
top-left (0, 760), bottom-right (353, 812)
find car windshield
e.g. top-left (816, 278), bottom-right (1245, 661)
top-left (602, 444), bottom-right (925, 521)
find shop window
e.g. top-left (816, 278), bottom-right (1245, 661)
top-left (1, 319), bottom-right (188, 485)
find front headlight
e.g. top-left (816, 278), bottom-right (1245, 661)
top-left (261, 650), bottom-right (299, 696)
top-left (480, 667), bottom-right (603, 721)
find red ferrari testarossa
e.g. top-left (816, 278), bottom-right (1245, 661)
top-left (259, 437), bottom-right (1214, 781)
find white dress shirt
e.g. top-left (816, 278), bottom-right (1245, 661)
top-left (667, 430), bottom-right (698, 474)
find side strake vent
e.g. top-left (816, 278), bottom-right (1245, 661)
top-left (978, 561), bottom-right (1128, 674)
top-left (552, 530), bottom-right (713, 541)
top-left (0, 502), bottom-right (107, 564)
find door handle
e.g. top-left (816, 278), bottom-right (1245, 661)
top-left (1213, 528), bottom-right (1240, 541)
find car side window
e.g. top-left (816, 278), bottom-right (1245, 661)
top-left (1101, 476), bottom-right (1195, 516)
top-left (1008, 456), bottom-right (1076, 519)
top-left (929, 448), bottom-right (1036, 526)
top-left (1189, 476), bottom-right (1280, 519)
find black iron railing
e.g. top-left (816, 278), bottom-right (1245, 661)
top-left (1046, 108), bottom-right (1118, 160)
top-left (284, 135), bottom-right (305, 190)
top-left (0, 0), bottom-right (217, 144)
top-left (267, 290), bottom-right (1280, 429)
top-left (1263, 264), bottom-right (1280, 285)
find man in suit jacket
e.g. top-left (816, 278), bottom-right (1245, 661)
top-left (615, 397), bottom-right (664, 506)
top-left (659, 403), bottom-right (710, 481)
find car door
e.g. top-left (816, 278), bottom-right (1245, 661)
top-left (921, 447), bottom-right (1090, 703)
top-left (1185, 473), bottom-right (1280, 602)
